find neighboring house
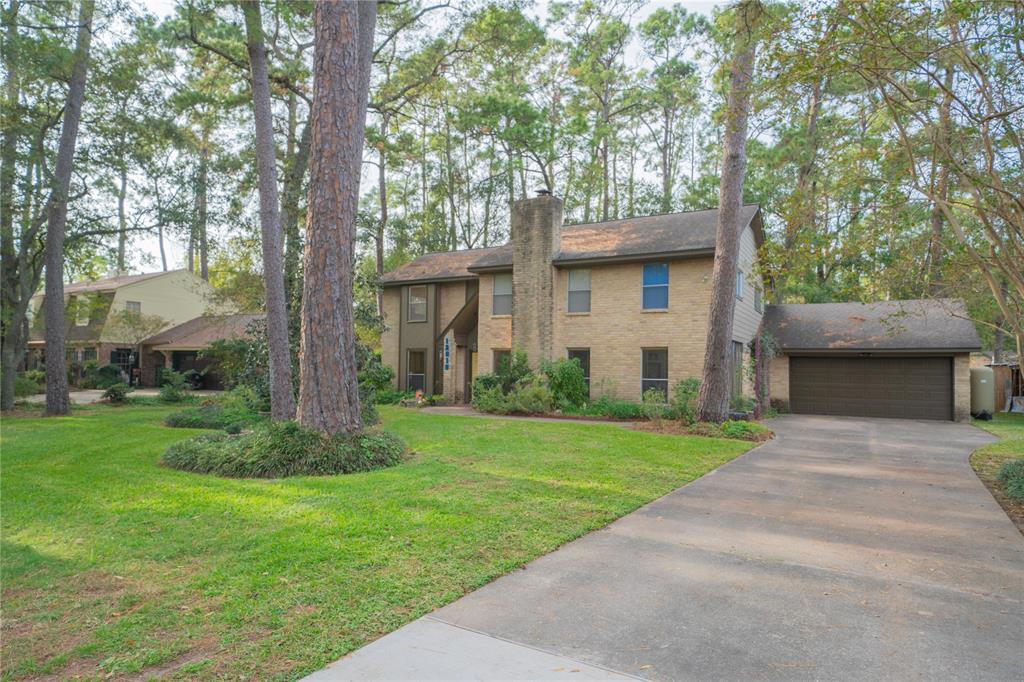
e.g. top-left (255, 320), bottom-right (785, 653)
top-left (27, 270), bottom-right (216, 382)
top-left (381, 192), bottom-right (980, 422)
top-left (139, 313), bottom-right (261, 388)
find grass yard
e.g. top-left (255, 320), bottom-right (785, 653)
top-left (971, 412), bottom-right (1024, 533)
top-left (0, 404), bottom-right (751, 681)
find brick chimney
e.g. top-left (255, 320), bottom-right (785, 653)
top-left (511, 190), bottom-right (562, 365)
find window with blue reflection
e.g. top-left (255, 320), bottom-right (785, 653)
top-left (642, 263), bottom-right (669, 309)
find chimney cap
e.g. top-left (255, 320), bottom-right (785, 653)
top-left (536, 188), bottom-right (552, 197)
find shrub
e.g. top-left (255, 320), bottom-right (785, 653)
top-left (161, 420), bottom-right (407, 478)
top-left (472, 373), bottom-right (502, 393)
top-left (731, 394), bottom-right (756, 413)
top-left (23, 369), bottom-right (45, 386)
top-left (14, 375), bottom-right (39, 397)
top-left (159, 369), bottom-right (190, 403)
top-left (376, 390), bottom-right (413, 405)
top-left (165, 387), bottom-right (263, 430)
top-left (586, 396), bottom-right (644, 420)
top-left (102, 383), bottom-right (132, 404)
top-left (472, 384), bottom-right (510, 414)
top-left (541, 358), bottom-right (588, 409)
top-left (506, 375), bottom-right (554, 414)
top-left (496, 348), bottom-right (532, 393)
top-left (224, 423), bottom-right (243, 435)
top-left (997, 459), bottom-right (1024, 502)
top-left (82, 363), bottom-right (124, 389)
top-left (642, 388), bottom-right (668, 425)
top-left (671, 378), bottom-right (700, 425)
top-left (719, 419), bottom-right (771, 441)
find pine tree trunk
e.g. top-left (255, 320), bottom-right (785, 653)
top-left (1, 0), bottom-right (22, 411)
top-left (696, 0), bottom-right (760, 424)
top-left (282, 99), bottom-right (311, 313)
top-left (927, 66), bottom-right (954, 296)
top-left (376, 136), bottom-right (387, 314)
top-left (43, 0), bottom-right (94, 416)
top-left (197, 143), bottom-right (209, 280)
top-left (116, 161), bottom-right (127, 271)
top-left (243, 0), bottom-right (296, 421)
top-left (298, 0), bottom-right (376, 434)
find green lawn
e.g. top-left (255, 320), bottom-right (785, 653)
top-left (971, 412), bottom-right (1024, 530)
top-left (0, 405), bottom-right (751, 680)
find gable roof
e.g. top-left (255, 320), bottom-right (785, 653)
top-left (383, 205), bottom-right (762, 285)
top-left (143, 314), bottom-right (261, 350)
top-left (764, 299), bottom-right (981, 353)
top-left (42, 270), bottom-right (187, 297)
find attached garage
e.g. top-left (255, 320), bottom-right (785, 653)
top-left (764, 300), bottom-right (981, 422)
top-left (789, 356), bottom-right (952, 421)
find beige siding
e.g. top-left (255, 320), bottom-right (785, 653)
top-left (476, 273), bottom-right (512, 375)
top-left (551, 258), bottom-right (714, 402)
top-left (101, 271), bottom-right (215, 343)
top-left (381, 287), bottom-right (401, 389)
top-left (731, 224), bottom-right (763, 345)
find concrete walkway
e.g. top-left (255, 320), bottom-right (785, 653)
top-left (23, 388), bottom-right (221, 404)
top-left (306, 415), bottom-right (1024, 681)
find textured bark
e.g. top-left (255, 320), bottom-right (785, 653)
top-left (298, 0), bottom-right (376, 434)
top-left (116, 161), bottom-right (127, 271)
top-left (376, 132), bottom-right (387, 314)
top-left (696, 0), bottom-right (760, 423)
top-left (927, 66), bottom-right (954, 296)
top-left (197, 140), bottom-right (209, 280)
top-left (1, 0), bottom-right (21, 410)
top-left (43, 0), bottom-right (94, 416)
top-left (282, 99), bottom-right (311, 313)
top-left (243, 0), bottom-right (296, 421)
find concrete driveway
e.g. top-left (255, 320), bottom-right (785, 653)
top-left (307, 416), bottom-right (1024, 681)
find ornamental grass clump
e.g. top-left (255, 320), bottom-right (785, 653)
top-left (997, 459), bottom-right (1024, 501)
top-left (161, 420), bottom-right (406, 478)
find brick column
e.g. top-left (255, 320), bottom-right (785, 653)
top-left (511, 192), bottom-right (562, 366)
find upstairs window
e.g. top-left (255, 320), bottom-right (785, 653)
top-left (125, 300), bottom-right (142, 314)
top-left (641, 348), bottom-right (668, 398)
top-left (754, 286), bottom-right (763, 313)
top-left (407, 285), bottom-right (427, 322)
top-left (492, 273), bottom-right (512, 316)
top-left (642, 263), bottom-right (669, 310)
top-left (735, 270), bottom-right (745, 299)
top-left (567, 269), bottom-right (591, 313)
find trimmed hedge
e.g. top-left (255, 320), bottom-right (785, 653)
top-left (161, 420), bottom-right (406, 478)
top-left (997, 458), bottom-right (1024, 502)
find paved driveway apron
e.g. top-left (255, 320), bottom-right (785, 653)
top-left (308, 416), bottom-right (1024, 681)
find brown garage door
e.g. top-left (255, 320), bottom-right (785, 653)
top-left (789, 356), bottom-right (952, 421)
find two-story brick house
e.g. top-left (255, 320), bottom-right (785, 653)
top-left (381, 192), bottom-right (981, 422)
top-left (381, 193), bottom-right (765, 405)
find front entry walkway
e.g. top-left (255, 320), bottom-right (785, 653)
top-left (306, 416), bottom-right (1024, 681)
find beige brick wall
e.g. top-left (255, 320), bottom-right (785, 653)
top-left (954, 352), bottom-right (970, 422)
top-left (438, 281), bottom-right (467, 326)
top-left (476, 273), bottom-right (512, 376)
top-left (548, 258), bottom-right (715, 402)
top-left (769, 354), bottom-right (789, 407)
top-left (380, 287), bottom-right (401, 389)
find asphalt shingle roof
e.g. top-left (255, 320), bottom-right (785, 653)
top-left (764, 299), bottom-right (981, 352)
top-left (382, 205), bottom-right (762, 284)
top-left (143, 314), bottom-right (261, 349)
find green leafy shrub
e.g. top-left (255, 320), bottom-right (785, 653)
top-left (496, 348), bottom-right (532, 393)
top-left (224, 423), bottom-right (243, 435)
top-left (731, 394), bottom-right (755, 413)
top-left (719, 419), bottom-right (771, 441)
top-left (23, 369), bottom-right (45, 386)
top-left (472, 373), bottom-right (502, 393)
top-left (997, 459), bottom-right (1024, 502)
top-left (584, 396), bottom-right (645, 420)
top-left (642, 388), bottom-right (668, 425)
top-left (541, 358), bottom-right (588, 409)
top-left (14, 375), bottom-right (39, 397)
top-left (506, 375), bottom-right (554, 414)
top-left (670, 378), bottom-right (700, 425)
top-left (102, 383), bottom-right (132, 404)
top-left (165, 387), bottom-right (264, 430)
top-left (82, 362), bottom-right (124, 389)
top-left (472, 384), bottom-right (510, 414)
top-left (376, 390), bottom-right (413, 405)
top-left (161, 420), bottom-right (407, 478)
top-left (159, 369), bottom-right (190, 402)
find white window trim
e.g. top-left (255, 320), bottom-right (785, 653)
top-left (492, 273), bottom-right (513, 317)
top-left (735, 270), bottom-right (745, 300)
top-left (407, 285), bottom-right (428, 323)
